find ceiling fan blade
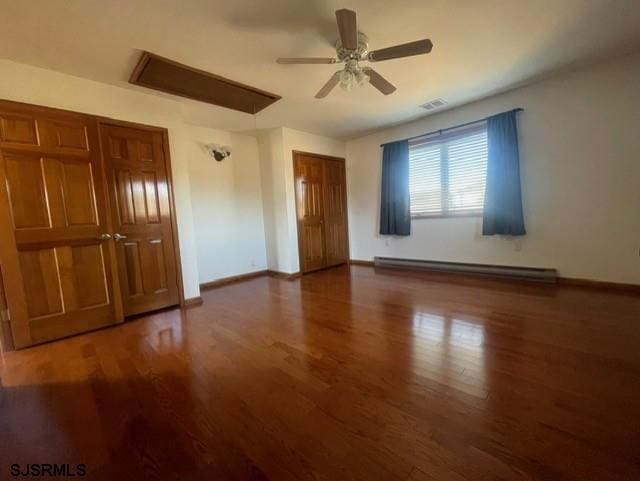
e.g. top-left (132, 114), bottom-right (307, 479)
top-left (277, 57), bottom-right (337, 64)
top-left (368, 39), bottom-right (433, 62)
top-left (315, 71), bottom-right (341, 99)
top-left (335, 9), bottom-right (358, 50)
top-left (363, 68), bottom-right (396, 95)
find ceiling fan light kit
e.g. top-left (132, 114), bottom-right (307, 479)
top-left (276, 8), bottom-right (433, 98)
top-left (338, 58), bottom-right (370, 92)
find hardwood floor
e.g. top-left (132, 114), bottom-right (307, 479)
top-left (1, 265), bottom-right (639, 480)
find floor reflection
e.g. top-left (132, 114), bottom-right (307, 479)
top-left (411, 311), bottom-right (446, 343)
top-left (412, 311), bottom-right (487, 396)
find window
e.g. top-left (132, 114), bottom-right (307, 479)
top-left (409, 125), bottom-right (488, 218)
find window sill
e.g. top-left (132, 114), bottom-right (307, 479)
top-left (411, 211), bottom-right (483, 220)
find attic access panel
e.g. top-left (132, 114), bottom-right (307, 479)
top-left (130, 51), bottom-right (281, 114)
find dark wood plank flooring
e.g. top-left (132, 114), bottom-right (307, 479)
top-left (1, 265), bottom-right (639, 480)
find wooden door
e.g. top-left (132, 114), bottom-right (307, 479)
top-left (323, 159), bottom-right (349, 267)
top-left (294, 152), bottom-right (349, 273)
top-left (0, 101), bottom-right (118, 348)
top-left (294, 154), bottom-right (326, 272)
top-left (100, 124), bottom-right (180, 316)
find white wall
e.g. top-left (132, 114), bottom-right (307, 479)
top-left (258, 128), bottom-right (346, 274)
top-left (187, 128), bottom-right (267, 283)
top-left (257, 129), bottom-right (289, 272)
top-left (346, 53), bottom-right (640, 284)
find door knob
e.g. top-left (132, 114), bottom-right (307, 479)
top-left (97, 233), bottom-right (112, 240)
top-left (113, 233), bottom-right (127, 241)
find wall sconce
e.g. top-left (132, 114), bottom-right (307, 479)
top-left (205, 144), bottom-right (231, 161)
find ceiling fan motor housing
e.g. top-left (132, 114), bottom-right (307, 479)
top-left (336, 32), bottom-right (370, 61)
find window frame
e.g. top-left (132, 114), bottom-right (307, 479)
top-left (408, 124), bottom-right (487, 219)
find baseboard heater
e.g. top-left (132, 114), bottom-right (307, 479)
top-left (373, 257), bottom-right (558, 283)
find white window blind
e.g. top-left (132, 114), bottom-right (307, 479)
top-left (409, 125), bottom-right (488, 217)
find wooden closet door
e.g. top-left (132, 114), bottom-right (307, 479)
top-left (0, 102), bottom-right (118, 348)
top-left (294, 152), bottom-right (349, 274)
top-left (100, 124), bottom-right (180, 316)
top-left (323, 159), bottom-right (349, 267)
top-left (294, 153), bottom-right (326, 272)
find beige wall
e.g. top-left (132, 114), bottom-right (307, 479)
top-left (346, 53), bottom-right (640, 284)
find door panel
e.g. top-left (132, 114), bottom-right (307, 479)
top-left (303, 224), bottom-right (325, 265)
top-left (38, 119), bottom-right (89, 151)
top-left (138, 141), bottom-right (155, 162)
top-left (61, 161), bottom-right (97, 225)
top-left (101, 124), bottom-right (179, 316)
top-left (295, 155), bottom-right (326, 272)
top-left (0, 114), bottom-right (38, 145)
top-left (4, 154), bottom-right (50, 229)
top-left (60, 244), bottom-right (110, 308)
top-left (44, 158), bottom-right (98, 227)
top-left (18, 248), bottom-right (63, 318)
top-left (146, 239), bottom-right (168, 291)
top-left (142, 171), bottom-right (161, 223)
top-left (122, 241), bottom-right (145, 297)
top-left (115, 169), bottom-right (136, 224)
top-left (323, 159), bottom-right (349, 266)
top-left (0, 102), bottom-right (118, 348)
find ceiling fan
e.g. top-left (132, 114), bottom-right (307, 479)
top-left (276, 8), bottom-right (433, 98)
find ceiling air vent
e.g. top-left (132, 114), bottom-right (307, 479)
top-left (421, 98), bottom-right (447, 111)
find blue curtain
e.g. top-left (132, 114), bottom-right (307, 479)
top-left (482, 110), bottom-right (526, 236)
top-left (379, 140), bottom-right (411, 236)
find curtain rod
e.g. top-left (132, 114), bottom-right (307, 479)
top-left (380, 108), bottom-right (524, 147)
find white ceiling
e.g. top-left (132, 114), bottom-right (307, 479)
top-left (1, 0), bottom-right (639, 139)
